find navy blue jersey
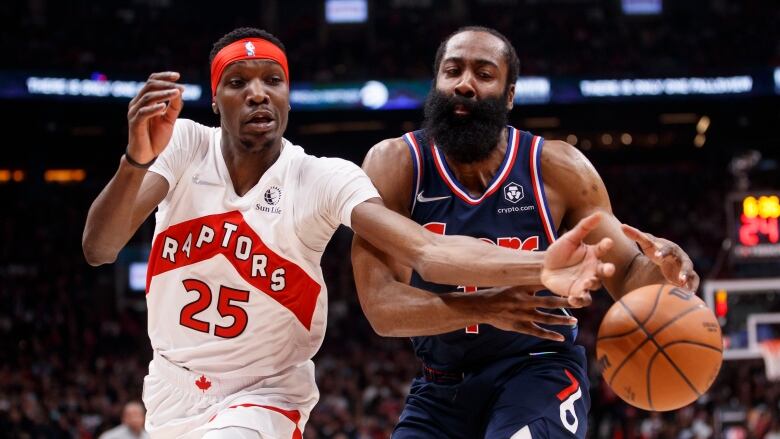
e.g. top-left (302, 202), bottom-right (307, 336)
top-left (403, 126), bottom-right (578, 371)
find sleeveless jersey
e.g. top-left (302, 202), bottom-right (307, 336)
top-left (145, 119), bottom-right (378, 379)
top-left (403, 126), bottom-right (577, 371)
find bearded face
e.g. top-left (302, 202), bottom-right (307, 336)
top-left (422, 88), bottom-right (509, 163)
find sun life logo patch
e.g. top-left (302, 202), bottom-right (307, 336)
top-left (264, 186), bottom-right (282, 205)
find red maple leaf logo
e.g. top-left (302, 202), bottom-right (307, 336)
top-left (195, 375), bottom-right (212, 392)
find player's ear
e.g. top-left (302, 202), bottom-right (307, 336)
top-left (506, 81), bottom-right (515, 111)
top-left (211, 102), bottom-right (219, 115)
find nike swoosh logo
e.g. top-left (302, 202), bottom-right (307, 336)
top-left (192, 175), bottom-right (222, 187)
top-left (416, 191), bottom-right (451, 203)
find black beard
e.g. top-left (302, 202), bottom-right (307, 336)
top-left (422, 89), bottom-right (509, 163)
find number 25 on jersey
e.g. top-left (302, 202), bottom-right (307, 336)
top-left (179, 279), bottom-right (249, 338)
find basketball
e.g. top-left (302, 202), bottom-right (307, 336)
top-left (596, 284), bottom-right (723, 411)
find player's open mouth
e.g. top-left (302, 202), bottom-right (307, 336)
top-left (244, 111), bottom-right (276, 131)
top-left (453, 104), bottom-right (470, 116)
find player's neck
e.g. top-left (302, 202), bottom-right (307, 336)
top-left (221, 137), bottom-right (283, 196)
top-left (442, 129), bottom-right (508, 197)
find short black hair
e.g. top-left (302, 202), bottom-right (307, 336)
top-left (209, 27), bottom-right (286, 64)
top-left (432, 26), bottom-right (520, 93)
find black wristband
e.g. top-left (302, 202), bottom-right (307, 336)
top-left (124, 147), bottom-right (157, 169)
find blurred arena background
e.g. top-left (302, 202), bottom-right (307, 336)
top-left (1, 0), bottom-right (780, 437)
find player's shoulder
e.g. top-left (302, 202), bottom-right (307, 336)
top-left (365, 136), bottom-right (412, 163)
top-left (292, 143), bottom-right (362, 177)
top-left (541, 139), bottom-right (578, 158)
top-left (170, 118), bottom-right (216, 157)
top-left (540, 139), bottom-right (593, 170)
top-left (304, 155), bottom-right (361, 173)
top-left (173, 118), bottom-right (215, 136)
top-left (362, 136), bottom-right (415, 178)
top-left (539, 138), bottom-right (602, 194)
top-left (361, 136), bottom-right (414, 209)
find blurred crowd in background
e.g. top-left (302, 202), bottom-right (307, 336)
top-left (2, 0), bottom-right (780, 437)
top-left (3, 0), bottom-right (779, 82)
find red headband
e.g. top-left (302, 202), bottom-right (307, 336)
top-left (210, 38), bottom-right (289, 96)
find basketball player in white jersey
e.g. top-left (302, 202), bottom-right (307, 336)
top-left (82, 28), bottom-right (616, 439)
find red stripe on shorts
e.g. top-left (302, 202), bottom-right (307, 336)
top-left (208, 404), bottom-right (302, 439)
top-left (556, 369), bottom-right (580, 401)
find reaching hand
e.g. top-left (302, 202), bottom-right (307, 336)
top-left (541, 212), bottom-right (615, 305)
top-left (482, 285), bottom-right (581, 341)
top-left (621, 224), bottom-right (700, 291)
top-left (127, 71), bottom-right (185, 164)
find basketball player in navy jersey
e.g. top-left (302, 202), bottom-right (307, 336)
top-left (352, 26), bottom-right (698, 438)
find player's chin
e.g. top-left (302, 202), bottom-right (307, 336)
top-left (239, 131), bottom-right (280, 152)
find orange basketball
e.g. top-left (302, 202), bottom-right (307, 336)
top-left (596, 284), bottom-right (723, 411)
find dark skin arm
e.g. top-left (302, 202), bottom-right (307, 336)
top-left (352, 230), bottom-right (576, 338)
top-left (82, 72), bottom-right (183, 265)
top-left (351, 138), bottom-right (613, 340)
top-left (540, 140), bottom-right (699, 300)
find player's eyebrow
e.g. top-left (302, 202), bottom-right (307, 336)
top-left (442, 57), bottom-right (499, 69)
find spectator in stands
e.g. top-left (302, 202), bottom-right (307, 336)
top-left (98, 401), bottom-right (148, 439)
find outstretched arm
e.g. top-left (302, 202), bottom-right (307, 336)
top-left (82, 72), bottom-right (184, 265)
top-left (541, 140), bottom-right (699, 299)
top-left (352, 198), bottom-right (541, 286)
top-left (351, 199), bottom-right (613, 290)
top-left (352, 232), bottom-right (578, 340)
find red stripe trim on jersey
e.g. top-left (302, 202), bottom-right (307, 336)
top-left (529, 136), bottom-right (556, 243)
top-left (431, 127), bottom-right (519, 205)
top-left (404, 132), bottom-right (423, 212)
top-left (209, 404), bottom-right (302, 439)
top-left (146, 211), bottom-right (321, 330)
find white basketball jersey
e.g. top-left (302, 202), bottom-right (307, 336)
top-left (145, 119), bottom-right (378, 379)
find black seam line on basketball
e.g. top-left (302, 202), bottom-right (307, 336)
top-left (609, 300), bottom-right (650, 387)
top-left (646, 347), bottom-right (665, 411)
top-left (650, 304), bottom-right (706, 338)
top-left (607, 337), bottom-right (651, 388)
top-left (616, 300), bottom-right (702, 398)
top-left (660, 340), bottom-right (723, 353)
top-left (605, 291), bottom-right (663, 387)
top-left (642, 283), bottom-right (666, 326)
top-left (645, 341), bottom-right (722, 411)
top-left (599, 285), bottom-right (665, 343)
top-left (597, 326), bottom-right (642, 342)
top-left (603, 289), bottom-right (696, 388)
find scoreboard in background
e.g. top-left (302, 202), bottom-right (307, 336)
top-left (729, 192), bottom-right (780, 260)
